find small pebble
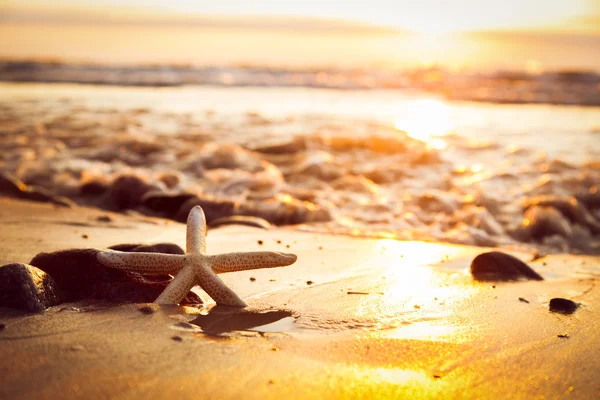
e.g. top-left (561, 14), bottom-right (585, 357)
top-left (268, 379), bottom-right (276, 384)
top-left (518, 297), bottom-right (530, 303)
top-left (250, 277), bottom-right (256, 282)
top-left (414, 305), bottom-right (421, 309)
top-left (306, 280), bottom-right (313, 285)
top-left (171, 336), bottom-right (183, 342)
top-left (82, 234), bottom-right (88, 239)
top-left (70, 344), bottom-right (85, 351)
top-left (557, 334), bottom-right (569, 339)
top-left (276, 240), bottom-right (282, 244)
top-left (433, 375), bottom-right (442, 379)
top-left (318, 246), bottom-right (323, 250)
top-left (286, 245), bottom-right (290, 248)
top-left (271, 347), bottom-right (279, 351)
top-left (549, 298), bottom-right (578, 314)
top-left (257, 240), bottom-right (263, 245)
top-left (269, 279), bottom-right (276, 282)
top-left (138, 305), bottom-right (156, 315)
top-left (0, 322), bottom-right (5, 331)
top-left (97, 215), bottom-right (113, 222)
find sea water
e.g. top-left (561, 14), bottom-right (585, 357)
top-left (1, 82), bottom-right (599, 255)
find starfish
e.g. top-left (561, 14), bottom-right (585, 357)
top-left (97, 206), bottom-right (297, 306)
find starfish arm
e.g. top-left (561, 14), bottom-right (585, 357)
top-left (97, 252), bottom-right (185, 274)
top-left (187, 205), bottom-right (207, 254)
top-left (207, 252), bottom-right (297, 274)
top-left (195, 266), bottom-right (247, 307)
top-left (155, 263), bottom-right (197, 304)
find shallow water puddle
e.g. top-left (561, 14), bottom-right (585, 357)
top-left (188, 308), bottom-right (295, 336)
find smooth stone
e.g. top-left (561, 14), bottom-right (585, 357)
top-left (522, 206), bottom-right (573, 239)
top-left (174, 196), bottom-right (238, 224)
top-left (141, 192), bottom-right (198, 214)
top-left (110, 175), bottom-right (160, 210)
top-left (209, 215), bottom-right (272, 230)
top-left (29, 247), bottom-right (202, 305)
top-left (0, 172), bottom-right (26, 197)
top-left (549, 298), bottom-right (579, 314)
top-left (108, 243), bottom-right (185, 255)
top-left (0, 172), bottom-right (74, 208)
top-left (470, 251), bottom-right (544, 281)
top-left (0, 263), bottom-right (62, 312)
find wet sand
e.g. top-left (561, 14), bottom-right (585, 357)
top-left (1, 198), bottom-right (599, 399)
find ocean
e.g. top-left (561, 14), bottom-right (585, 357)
top-left (1, 81), bottom-right (599, 255)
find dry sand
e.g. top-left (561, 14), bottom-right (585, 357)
top-left (0, 198), bottom-right (599, 399)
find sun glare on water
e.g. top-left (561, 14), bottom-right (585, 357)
top-left (394, 99), bottom-right (452, 149)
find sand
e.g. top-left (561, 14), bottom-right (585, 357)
top-left (0, 198), bottom-right (599, 399)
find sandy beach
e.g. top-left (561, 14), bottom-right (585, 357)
top-left (1, 198), bottom-right (598, 399)
top-left (2, 3), bottom-right (600, 398)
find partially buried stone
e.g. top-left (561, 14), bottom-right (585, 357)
top-left (209, 215), bottom-right (272, 230)
top-left (470, 251), bottom-right (544, 281)
top-left (141, 192), bottom-right (198, 215)
top-left (108, 243), bottom-right (184, 255)
top-left (0, 263), bottom-right (62, 312)
top-left (29, 246), bottom-right (201, 305)
top-left (549, 298), bottom-right (578, 314)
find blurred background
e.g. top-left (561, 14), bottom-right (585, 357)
top-left (0, 0), bottom-right (599, 255)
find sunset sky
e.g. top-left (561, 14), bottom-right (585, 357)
top-left (1, 0), bottom-right (599, 70)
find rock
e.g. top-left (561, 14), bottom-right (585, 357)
top-left (209, 215), bottom-right (272, 230)
top-left (238, 198), bottom-right (331, 226)
top-left (0, 263), bottom-right (62, 312)
top-left (141, 192), bottom-right (198, 214)
top-left (0, 172), bottom-right (74, 208)
top-left (524, 195), bottom-right (600, 234)
top-left (0, 172), bottom-right (26, 197)
top-left (21, 187), bottom-right (75, 208)
top-left (549, 298), bottom-right (578, 314)
top-left (80, 180), bottom-right (110, 196)
top-left (521, 206), bottom-right (573, 239)
top-left (108, 242), bottom-right (184, 255)
top-left (110, 175), bottom-right (160, 210)
top-left (174, 196), bottom-right (238, 224)
top-left (29, 246), bottom-right (201, 305)
top-left (470, 251), bottom-right (544, 281)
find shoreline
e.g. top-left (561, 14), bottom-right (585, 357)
top-left (1, 198), bottom-right (599, 398)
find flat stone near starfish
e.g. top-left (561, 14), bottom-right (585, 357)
top-left (97, 206), bottom-right (297, 306)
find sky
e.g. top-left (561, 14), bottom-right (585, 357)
top-left (0, 0), bottom-right (599, 70)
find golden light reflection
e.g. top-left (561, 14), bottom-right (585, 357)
top-left (368, 240), bottom-right (475, 341)
top-left (394, 99), bottom-right (452, 150)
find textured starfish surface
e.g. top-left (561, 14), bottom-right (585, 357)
top-left (97, 206), bottom-right (297, 306)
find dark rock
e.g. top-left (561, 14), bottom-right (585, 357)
top-left (21, 186), bottom-right (75, 208)
top-left (29, 247), bottom-right (201, 305)
top-left (141, 192), bottom-right (198, 214)
top-left (108, 243), bottom-right (184, 255)
top-left (0, 322), bottom-right (5, 330)
top-left (209, 215), bottom-right (272, 230)
top-left (80, 180), bottom-right (110, 196)
top-left (0, 172), bottom-right (26, 196)
top-left (470, 251), bottom-right (544, 281)
top-left (97, 215), bottom-right (113, 223)
top-left (0, 172), bottom-right (74, 207)
top-left (549, 298), bottom-right (578, 314)
top-left (521, 206), bottom-right (573, 239)
top-left (0, 263), bottom-right (62, 312)
top-left (138, 305), bottom-right (156, 314)
top-left (524, 195), bottom-right (600, 234)
top-left (175, 196), bottom-right (238, 224)
top-left (110, 175), bottom-right (159, 210)
top-left (171, 335), bottom-right (183, 342)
